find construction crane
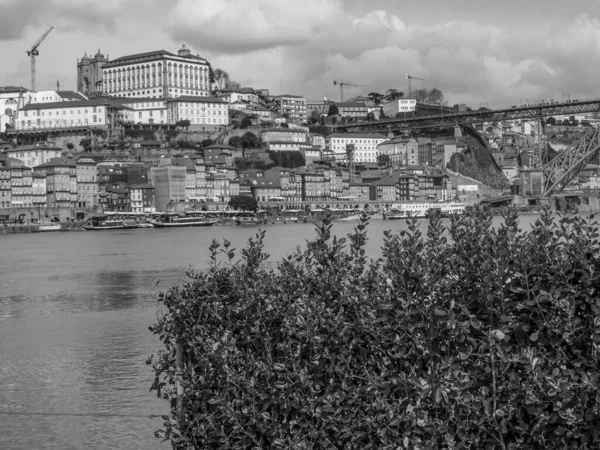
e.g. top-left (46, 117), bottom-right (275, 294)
top-left (333, 80), bottom-right (367, 102)
top-left (406, 73), bottom-right (424, 97)
top-left (27, 26), bottom-right (54, 91)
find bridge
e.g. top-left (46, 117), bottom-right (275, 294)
top-left (334, 98), bottom-right (600, 132)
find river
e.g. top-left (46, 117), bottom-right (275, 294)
top-left (0, 215), bottom-right (542, 450)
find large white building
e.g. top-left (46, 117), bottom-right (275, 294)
top-left (166, 95), bottom-right (229, 129)
top-left (101, 46), bottom-right (211, 99)
top-left (121, 98), bottom-right (168, 124)
top-left (325, 132), bottom-right (387, 163)
top-left (382, 98), bottom-right (417, 117)
top-left (15, 98), bottom-right (134, 130)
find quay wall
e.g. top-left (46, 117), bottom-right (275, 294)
top-left (0, 206), bottom-right (97, 223)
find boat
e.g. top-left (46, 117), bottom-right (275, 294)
top-left (137, 222), bottom-right (154, 228)
top-left (232, 212), bottom-right (261, 226)
top-left (386, 202), bottom-right (466, 220)
top-left (81, 215), bottom-right (141, 230)
top-left (147, 212), bottom-right (218, 228)
top-left (35, 222), bottom-right (62, 232)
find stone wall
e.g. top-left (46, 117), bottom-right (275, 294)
top-left (0, 206), bottom-right (98, 222)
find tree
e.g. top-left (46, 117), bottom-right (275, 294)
top-left (66, 142), bottom-right (74, 151)
top-left (385, 89), bottom-right (404, 101)
top-left (368, 92), bottom-right (384, 106)
top-left (267, 150), bottom-right (305, 168)
top-left (582, 120), bottom-right (592, 127)
top-left (228, 195), bottom-right (258, 212)
top-left (79, 138), bottom-right (91, 152)
top-left (562, 119), bottom-right (571, 126)
top-left (376, 154), bottom-right (390, 166)
top-left (412, 88), bottom-right (429, 103)
top-left (225, 79), bottom-right (241, 90)
top-left (571, 119), bottom-right (580, 127)
top-left (366, 112), bottom-right (375, 121)
top-left (240, 116), bottom-right (252, 129)
top-left (426, 87), bottom-right (445, 105)
top-left (228, 136), bottom-right (242, 149)
top-left (240, 131), bottom-right (262, 159)
top-left (546, 116), bottom-right (557, 126)
top-left (379, 107), bottom-right (386, 119)
top-left (213, 68), bottom-right (229, 91)
top-left (308, 109), bottom-right (320, 124)
top-left (176, 119), bottom-right (191, 130)
top-left (149, 208), bottom-right (600, 449)
top-left (327, 104), bottom-right (339, 116)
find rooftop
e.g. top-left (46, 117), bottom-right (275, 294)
top-left (327, 132), bottom-right (387, 139)
top-left (103, 49), bottom-right (207, 68)
top-left (20, 98), bottom-right (133, 111)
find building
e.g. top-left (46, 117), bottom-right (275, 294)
top-left (417, 139), bottom-right (435, 166)
top-left (32, 173), bottom-right (47, 206)
top-left (100, 45), bottom-right (211, 99)
top-left (15, 98), bottom-right (134, 130)
top-left (218, 88), bottom-right (260, 106)
top-left (4, 145), bottom-right (62, 168)
top-left (33, 159), bottom-right (77, 207)
top-left (5, 159), bottom-right (33, 207)
top-left (75, 155), bottom-right (98, 208)
top-left (337, 101), bottom-right (369, 120)
top-left (267, 141), bottom-right (313, 152)
top-left (382, 98), bottom-right (417, 117)
top-left (377, 137), bottom-right (419, 167)
top-left (77, 50), bottom-right (109, 94)
top-left (369, 176), bottom-right (397, 202)
top-left (432, 141), bottom-right (462, 169)
top-left (348, 182), bottom-right (370, 201)
top-left (121, 98), bottom-right (168, 124)
top-left (301, 147), bottom-right (322, 164)
top-left (326, 133), bottom-right (387, 163)
top-left (261, 128), bottom-right (307, 144)
top-left (129, 184), bottom-right (156, 213)
top-left (275, 95), bottom-right (307, 122)
top-left (306, 99), bottom-right (335, 118)
top-left (0, 86), bottom-right (29, 132)
top-left (149, 165), bottom-right (187, 211)
top-left (166, 95), bottom-right (229, 129)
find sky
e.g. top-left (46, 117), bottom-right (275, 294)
top-left (2, 0), bottom-right (600, 107)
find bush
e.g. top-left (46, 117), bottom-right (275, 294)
top-left (149, 208), bottom-right (600, 449)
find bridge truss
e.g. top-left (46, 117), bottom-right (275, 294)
top-left (542, 127), bottom-right (600, 196)
top-left (334, 98), bottom-right (600, 132)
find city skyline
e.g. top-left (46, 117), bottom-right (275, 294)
top-left (1, 0), bottom-right (600, 106)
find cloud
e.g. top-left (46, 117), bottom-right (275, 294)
top-left (0, 0), bottom-right (144, 40)
top-left (167, 0), bottom-right (343, 54)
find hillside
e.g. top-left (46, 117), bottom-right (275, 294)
top-left (447, 126), bottom-right (510, 190)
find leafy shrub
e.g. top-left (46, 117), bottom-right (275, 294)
top-left (148, 207), bottom-right (600, 449)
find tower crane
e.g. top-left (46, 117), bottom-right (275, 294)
top-left (27, 26), bottom-right (54, 91)
top-left (405, 73), bottom-right (424, 97)
top-left (333, 80), bottom-right (367, 102)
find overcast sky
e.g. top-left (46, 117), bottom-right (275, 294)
top-left (1, 0), bottom-right (600, 107)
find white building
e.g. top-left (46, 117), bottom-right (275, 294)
top-left (325, 132), bottom-right (387, 163)
top-left (166, 95), bottom-right (229, 129)
top-left (218, 88), bottom-right (260, 106)
top-left (102, 46), bottom-right (211, 99)
top-left (0, 86), bottom-right (28, 132)
top-left (121, 98), bottom-right (168, 124)
top-left (3, 145), bottom-right (62, 168)
top-left (15, 99), bottom-right (134, 130)
top-left (382, 98), bottom-right (416, 117)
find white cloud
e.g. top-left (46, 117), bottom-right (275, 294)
top-left (168, 0), bottom-right (343, 54)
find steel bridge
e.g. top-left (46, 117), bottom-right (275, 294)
top-left (334, 98), bottom-right (600, 132)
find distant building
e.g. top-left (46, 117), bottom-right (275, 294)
top-left (33, 158), bottom-right (77, 208)
top-left (337, 101), bottom-right (368, 119)
top-left (325, 133), bottom-right (387, 163)
top-left (32, 173), bottom-right (47, 206)
top-left (149, 165), bottom-right (187, 211)
top-left (267, 141), bottom-right (313, 152)
top-left (261, 128), bottom-right (307, 143)
top-left (377, 137), bottom-right (418, 166)
top-left (4, 145), bottom-right (62, 168)
top-left (218, 88), bottom-right (260, 106)
top-left (166, 95), bottom-right (228, 129)
top-left (75, 155), bottom-right (98, 208)
top-left (99, 45), bottom-right (211, 99)
top-left (121, 98), bottom-right (168, 124)
top-left (77, 50), bottom-right (108, 95)
top-left (129, 184), bottom-right (156, 213)
top-left (274, 95), bottom-right (307, 122)
top-left (382, 98), bottom-right (416, 117)
top-left (15, 98), bottom-right (134, 130)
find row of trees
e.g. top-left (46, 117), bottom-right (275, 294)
top-left (149, 208), bottom-right (600, 449)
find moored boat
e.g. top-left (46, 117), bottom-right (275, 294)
top-left (35, 223), bottom-right (62, 232)
top-left (148, 212), bottom-right (218, 228)
top-left (81, 215), bottom-right (140, 230)
top-left (386, 202), bottom-right (466, 219)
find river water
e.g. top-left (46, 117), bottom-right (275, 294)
top-left (0, 216), bottom-right (543, 450)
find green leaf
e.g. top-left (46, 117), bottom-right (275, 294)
top-left (530, 333), bottom-right (539, 342)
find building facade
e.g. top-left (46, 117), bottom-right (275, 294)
top-left (101, 46), bottom-right (211, 99)
top-left (276, 95), bottom-right (307, 122)
top-left (325, 133), bottom-right (387, 163)
top-left (77, 50), bottom-right (108, 94)
top-left (33, 159), bottom-right (77, 207)
top-left (337, 101), bottom-right (368, 119)
top-left (377, 137), bottom-right (419, 167)
top-left (382, 98), bottom-right (417, 117)
top-left (166, 95), bottom-right (229, 128)
top-left (15, 99), bottom-right (134, 130)
top-left (149, 165), bottom-right (187, 211)
top-left (4, 145), bottom-right (62, 168)
top-left (75, 155), bottom-right (98, 208)
top-left (129, 184), bottom-right (156, 213)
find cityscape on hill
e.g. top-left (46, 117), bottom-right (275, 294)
top-left (1, 41), bottom-right (598, 221)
